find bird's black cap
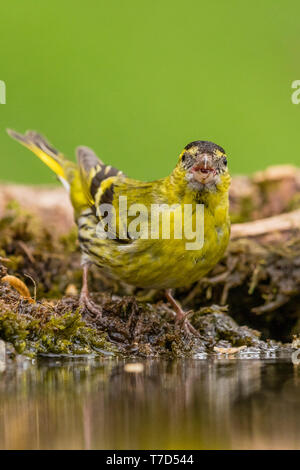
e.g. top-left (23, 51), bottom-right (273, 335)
top-left (185, 140), bottom-right (225, 155)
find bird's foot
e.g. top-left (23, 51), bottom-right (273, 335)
top-left (165, 289), bottom-right (200, 338)
top-left (79, 264), bottom-right (102, 319)
top-left (174, 309), bottom-right (200, 337)
top-left (79, 291), bottom-right (102, 319)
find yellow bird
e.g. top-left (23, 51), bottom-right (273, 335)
top-left (7, 130), bottom-right (231, 335)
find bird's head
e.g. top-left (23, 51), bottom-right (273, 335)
top-left (178, 140), bottom-right (229, 192)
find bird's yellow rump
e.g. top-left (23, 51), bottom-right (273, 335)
top-left (7, 129), bottom-right (231, 335)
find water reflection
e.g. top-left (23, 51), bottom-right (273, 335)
top-left (0, 356), bottom-right (299, 449)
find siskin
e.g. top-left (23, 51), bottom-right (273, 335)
top-left (7, 130), bottom-right (231, 335)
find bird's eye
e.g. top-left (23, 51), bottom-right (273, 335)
top-left (223, 156), bottom-right (227, 165)
top-left (181, 153), bottom-right (186, 162)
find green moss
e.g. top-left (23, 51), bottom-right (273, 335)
top-left (0, 312), bottom-right (28, 354)
top-left (0, 298), bottom-right (117, 357)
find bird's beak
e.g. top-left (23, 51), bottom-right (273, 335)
top-left (191, 154), bottom-right (216, 184)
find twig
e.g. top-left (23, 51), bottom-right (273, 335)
top-left (231, 209), bottom-right (300, 239)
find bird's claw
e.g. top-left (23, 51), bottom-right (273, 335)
top-left (79, 293), bottom-right (102, 319)
top-left (165, 289), bottom-right (200, 338)
top-left (175, 312), bottom-right (200, 338)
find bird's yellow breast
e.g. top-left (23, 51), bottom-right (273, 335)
top-left (114, 202), bottom-right (229, 289)
top-left (78, 172), bottom-right (230, 289)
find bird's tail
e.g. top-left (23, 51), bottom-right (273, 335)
top-left (7, 129), bottom-right (75, 192)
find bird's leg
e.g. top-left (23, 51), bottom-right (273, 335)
top-left (165, 289), bottom-right (199, 337)
top-left (79, 264), bottom-right (102, 318)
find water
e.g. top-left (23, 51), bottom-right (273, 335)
top-left (0, 356), bottom-right (299, 450)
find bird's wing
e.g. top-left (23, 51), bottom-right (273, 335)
top-left (76, 146), bottom-right (124, 207)
top-left (76, 146), bottom-right (133, 242)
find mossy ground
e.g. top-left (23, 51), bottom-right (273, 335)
top-left (0, 203), bottom-right (298, 357)
top-left (0, 284), bottom-right (116, 357)
top-left (0, 282), bottom-right (280, 358)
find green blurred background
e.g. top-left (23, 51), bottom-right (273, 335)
top-left (1, 0), bottom-right (300, 184)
